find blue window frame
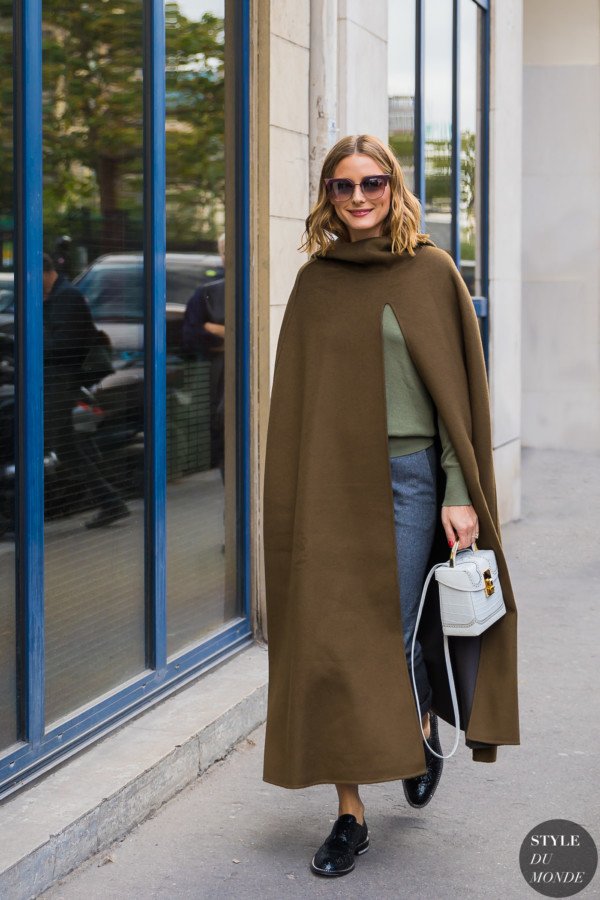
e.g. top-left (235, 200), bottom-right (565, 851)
top-left (413, 0), bottom-right (490, 365)
top-left (0, 0), bottom-right (252, 798)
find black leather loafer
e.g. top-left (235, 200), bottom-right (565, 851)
top-left (310, 813), bottom-right (369, 877)
top-left (403, 711), bottom-right (444, 808)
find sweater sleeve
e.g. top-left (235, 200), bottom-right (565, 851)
top-left (437, 410), bottom-right (473, 507)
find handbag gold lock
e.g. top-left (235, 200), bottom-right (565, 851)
top-left (483, 569), bottom-right (494, 597)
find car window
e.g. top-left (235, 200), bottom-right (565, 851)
top-left (75, 257), bottom-right (224, 320)
top-left (0, 286), bottom-right (14, 314)
top-left (166, 264), bottom-right (224, 305)
top-left (77, 265), bottom-right (144, 320)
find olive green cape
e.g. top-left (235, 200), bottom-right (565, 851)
top-left (262, 235), bottom-right (520, 788)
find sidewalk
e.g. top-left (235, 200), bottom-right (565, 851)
top-left (0, 643), bottom-right (267, 900)
top-left (41, 448), bottom-right (600, 898)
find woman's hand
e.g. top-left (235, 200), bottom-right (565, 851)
top-left (441, 505), bottom-right (479, 550)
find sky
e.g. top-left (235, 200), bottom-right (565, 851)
top-left (175, 0), bottom-right (224, 21)
top-left (388, 0), bottom-right (477, 133)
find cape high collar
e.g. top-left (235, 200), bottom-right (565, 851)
top-left (316, 234), bottom-right (435, 267)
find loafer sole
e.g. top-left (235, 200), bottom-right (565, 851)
top-left (310, 836), bottom-right (370, 876)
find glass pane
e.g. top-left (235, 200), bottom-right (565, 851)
top-left (165, 0), bottom-right (239, 658)
top-left (0, 0), bottom-right (17, 751)
top-left (424, 0), bottom-right (453, 251)
top-left (42, 0), bottom-right (146, 725)
top-left (388, 0), bottom-right (416, 192)
top-left (459, 0), bottom-right (480, 295)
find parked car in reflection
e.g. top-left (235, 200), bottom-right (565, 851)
top-left (0, 253), bottom-right (224, 354)
top-left (0, 274), bottom-right (15, 335)
top-left (73, 251), bottom-right (224, 485)
top-left (73, 252), bottom-right (224, 363)
top-left (0, 253), bottom-right (222, 530)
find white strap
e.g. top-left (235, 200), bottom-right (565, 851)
top-left (410, 562), bottom-right (461, 760)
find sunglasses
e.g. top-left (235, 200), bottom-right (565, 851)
top-left (324, 174), bottom-right (391, 203)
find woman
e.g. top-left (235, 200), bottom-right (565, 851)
top-left (262, 134), bottom-right (520, 877)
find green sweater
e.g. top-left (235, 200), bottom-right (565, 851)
top-left (383, 304), bottom-right (472, 507)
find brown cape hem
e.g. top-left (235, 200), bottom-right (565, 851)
top-left (263, 741), bottom-right (524, 787)
top-left (472, 747), bottom-right (498, 762)
top-left (262, 767), bottom-right (428, 790)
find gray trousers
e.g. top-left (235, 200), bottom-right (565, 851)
top-left (389, 444), bottom-right (438, 718)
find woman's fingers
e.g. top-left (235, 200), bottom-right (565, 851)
top-left (442, 519), bottom-right (457, 547)
top-left (441, 505), bottom-right (479, 550)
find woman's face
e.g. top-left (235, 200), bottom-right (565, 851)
top-left (329, 153), bottom-right (391, 242)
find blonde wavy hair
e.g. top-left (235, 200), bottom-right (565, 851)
top-left (299, 134), bottom-right (430, 258)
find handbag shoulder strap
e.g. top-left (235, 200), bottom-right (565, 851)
top-left (410, 562), bottom-right (461, 760)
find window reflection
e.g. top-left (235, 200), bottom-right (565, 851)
top-left (388, 0), bottom-right (416, 192)
top-left (165, 1), bottom-right (238, 658)
top-left (424, 0), bottom-right (453, 251)
top-left (459, 0), bottom-right (480, 295)
top-left (0, 0), bottom-right (237, 731)
top-left (0, 0), bottom-right (17, 751)
top-left (42, 0), bottom-right (146, 725)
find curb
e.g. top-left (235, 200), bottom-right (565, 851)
top-left (0, 644), bottom-right (268, 900)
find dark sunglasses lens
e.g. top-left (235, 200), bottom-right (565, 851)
top-left (362, 176), bottom-right (388, 198)
top-left (327, 179), bottom-right (353, 201)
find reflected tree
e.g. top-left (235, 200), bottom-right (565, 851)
top-left (165, 3), bottom-right (225, 246)
top-left (388, 133), bottom-right (414, 170)
top-left (460, 131), bottom-right (476, 257)
top-left (0, 1), bottom-right (225, 259)
top-left (425, 138), bottom-right (451, 211)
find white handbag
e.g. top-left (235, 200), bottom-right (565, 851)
top-left (410, 539), bottom-right (507, 760)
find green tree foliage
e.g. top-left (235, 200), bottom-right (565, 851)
top-left (460, 131), bottom-right (476, 260)
top-left (165, 3), bottom-right (225, 245)
top-left (425, 138), bottom-right (451, 210)
top-left (388, 133), bottom-right (414, 168)
top-left (460, 131), bottom-right (476, 215)
top-left (42, 0), bottom-right (144, 233)
top-left (0, 1), bottom-right (225, 256)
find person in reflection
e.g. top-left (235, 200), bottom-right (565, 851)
top-left (43, 253), bottom-right (130, 529)
top-left (54, 234), bottom-right (75, 280)
top-left (181, 233), bottom-right (225, 485)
